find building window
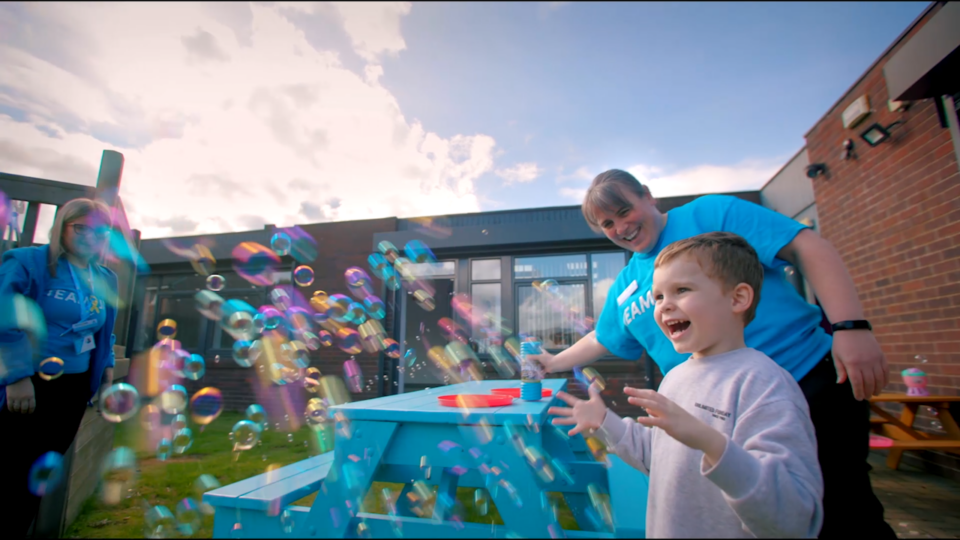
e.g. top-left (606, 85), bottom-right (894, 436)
top-left (470, 282), bottom-right (502, 354)
top-left (592, 252), bottom-right (626, 318)
top-left (471, 259), bottom-right (501, 281)
top-left (513, 252), bottom-right (625, 351)
top-left (517, 282), bottom-right (587, 349)
top-left (514, 254), bottom-right (587, 279)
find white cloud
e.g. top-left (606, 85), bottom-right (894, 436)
top-left (558, 158), bottom-right (785, 201)
top-left (632, 159), bottom-right (784, 198)
top-left (495, 162), bottom-right (542, 185)
top-left (331, 2), bottom-right (412, 63)
top-left (556, 165), bottom-right (593, 183)
top-left (559, 187), bottom-right (587, 202)
top-left (0, 2), bottom-right (495, 239)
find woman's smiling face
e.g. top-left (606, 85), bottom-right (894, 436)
top-left (592, 187), bottom-right (667, 254)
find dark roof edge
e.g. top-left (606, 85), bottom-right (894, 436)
top-left (802, 1), bottom-right (941, 139)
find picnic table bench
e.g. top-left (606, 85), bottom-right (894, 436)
top-left (204, 378), bottom-right (651, 538)
top-left (869, 393), bottom-right (960, 470)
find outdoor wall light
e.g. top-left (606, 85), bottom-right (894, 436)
top-left (806, 163), bottom-right (828, 179)
top-left (841, 138), bottom-right (857, 160)
top-left (860, 121), bottom-right (902, 147)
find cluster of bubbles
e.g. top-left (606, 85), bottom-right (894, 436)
top-left (4, 199), bottom-right (621, 537)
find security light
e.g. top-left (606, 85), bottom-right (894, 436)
top-left (860, 121), bottom-right (902, 147)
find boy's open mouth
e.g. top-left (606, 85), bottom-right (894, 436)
top-left (664, 319), bottom-right (691, 339)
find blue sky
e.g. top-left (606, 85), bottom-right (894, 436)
top-left (0, 1), bottom-right (929, 238)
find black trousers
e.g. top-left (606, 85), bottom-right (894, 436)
top-left (0, 371), bottom-right (91, 538)
top-left (798, 355), bottom-right (896, 539)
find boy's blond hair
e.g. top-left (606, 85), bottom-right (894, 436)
top-left (654, 232), bottom-right (764, 324)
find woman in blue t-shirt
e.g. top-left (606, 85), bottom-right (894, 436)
top-left (532, 169), bottom-right (894, 539)
top-left (0, 197), bottom-right (119, 537)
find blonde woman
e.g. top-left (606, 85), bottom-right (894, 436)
top-left (0, 198), bottom-right (119, 536)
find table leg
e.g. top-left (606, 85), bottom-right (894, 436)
top-left (432, 468), bottom-right (461, 521)
top-left (457, 425), bottom-right (557, 538)
top-left (937, 406), bottom-right (960, 439)
top-left (296, 421), bottom-right (397, 538)
top-left (885, 404), bottom-right (919, 470)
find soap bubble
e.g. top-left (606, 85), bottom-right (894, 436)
top-left (206, 274), bottom-right (225, 291)
top-left (318, 330), bottom-right (334, 347)
top-left (194, 474), bottom-right (221, 515)
top-left (294, 265), bottom-right (315, 287)
top-left (233, 340), bottom-right (256, 367)
top-left (378, 240), bottom-right (399, 262)
top-left (233, 242), bottom-right (281, 287)
top-left (28, 452), bottom-right (64, 496)
top-left (404, 240), bottom-right (436, 264)
top-left (176, 498), bottom-right (201, 535)
top-left (160, 385), bottom-right (188, 414)
top-left (304, 367), bottom-right (322, 393)
top-left (100, 383), bottom-right (141, 423)
top-left (189, 244), bottom-right (216, 276)
top-left (413, 289), bottom-right (435, 311)
top-left (173, 428), bottom-right (194, 454)
top-left (0, 293), bottom-right (47, 347)
top-left (172, 414), bottom-right (188, 432)
top-left (915, 355), bottom-right (928, 364)
top-left (157, 438), bottom-right (172, 461)
top-left (337, 328), bottom-right (363, 355)
top-left (287, 226), bottom-right (318, 263)
top-left (271, 232), bottom-right (292, 256)
top-left (195, 290), bottom-right (224, 321)
top-left (363, 296), bottom-right (385, 319)
top-left (246, 404), bottom-right (266, 425)
top-left (156, 319), bottom-right (177, 340)
top-left (305, 397), bottom-right (331, 430)
top-left (345, 302), bottom-right (367, 324)
top-left (190, 387), bottom-right (224, 425)
top-left (345, 267), bottom-right (370, 287)
top-left (101, 447), bottom-right (137, 505)
top-left (384, 339), bottom-right (401, 359)
top-left (281, 508), bottom-right (295, 534)
top-left (37, 357), bottom-right (65, 381)
top-left (143, 505), bottom-right (176, 539)
top-left (230, 420), bottom-right (262, 451)
top-left (184, 354), bottom-right (206, 380)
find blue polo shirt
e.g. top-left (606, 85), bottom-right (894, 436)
top-left (36, 258), bottom-right (107, 373)
top-left (595, 194), bottom-right (832, 382)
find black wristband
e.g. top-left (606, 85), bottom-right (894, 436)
top-left (831, 320), bottom-right (872, 332)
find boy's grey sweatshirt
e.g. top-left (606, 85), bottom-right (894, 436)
top-left (597, 347), bottom-right (824, 538)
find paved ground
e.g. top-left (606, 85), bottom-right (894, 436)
top-left (870, 451), bottom-right (960, 539)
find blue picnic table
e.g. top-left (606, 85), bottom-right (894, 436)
top-left (205, 378), bottom-right (649, 538)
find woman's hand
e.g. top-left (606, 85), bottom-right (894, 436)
top-left (832, 330), bottom-right (888, 400)
top-left (527, 350), bottom-right (557, 374)
top-left (96, 367), bottom-right (114, 415)
top-left (548, 383), bottom-right (607, 436)
top-left (6, 377), bottom-right (36, 414)
top-left (625, 387), bottom-right (726, 465)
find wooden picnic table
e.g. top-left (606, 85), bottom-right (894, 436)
top-left (869, 393), bottom-right (960, 470)
top-left (205, 378), bottom-right (650, 538)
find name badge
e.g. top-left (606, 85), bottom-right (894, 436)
top-left (618, 280), bottom-right (638, 306)
top-left (72, 318), bottom-right (99, 333)
top-left (75, 333), bottom-right (96, 355)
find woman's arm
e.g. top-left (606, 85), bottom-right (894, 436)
top-left (530, 330), bottom-right (611, 373)
top-left (777, 229), bottom-right (889, 399)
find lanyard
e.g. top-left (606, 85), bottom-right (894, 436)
top-left (67, 262), bottom-right (95, 323)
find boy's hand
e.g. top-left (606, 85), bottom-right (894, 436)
top-left (625, 387), bottom-right (727, 465)
top-left (548, 382), bottom-right (606, 436)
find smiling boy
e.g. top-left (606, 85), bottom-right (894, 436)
top-left (549, 232), bottom-right (824, 538)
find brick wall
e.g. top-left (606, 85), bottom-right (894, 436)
top-left (804, 1), bottom-right (960, 403)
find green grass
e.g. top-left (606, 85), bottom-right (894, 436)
top-left (65, 410), bottom-right (579, 538)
